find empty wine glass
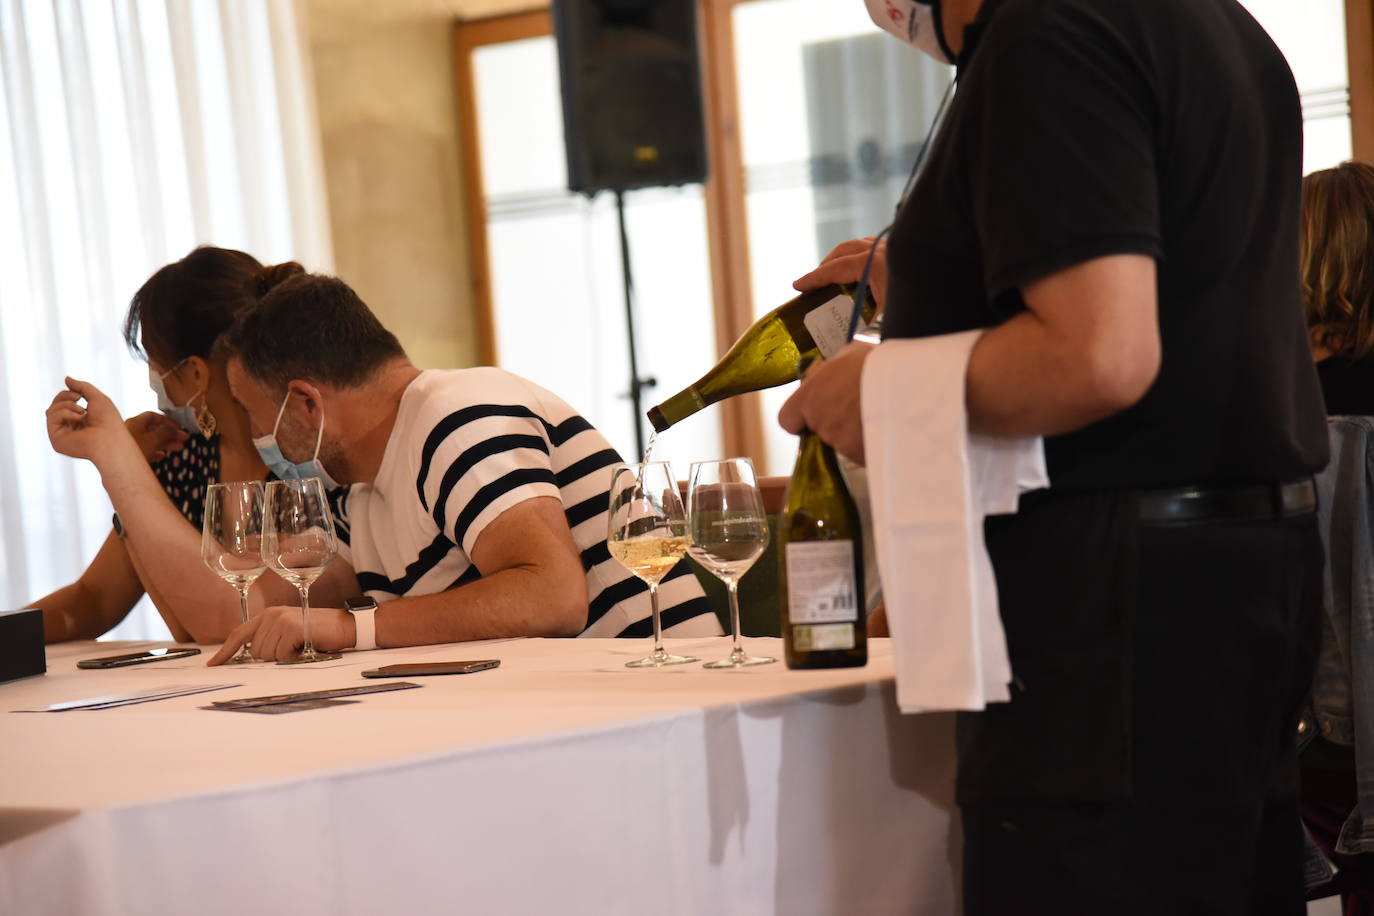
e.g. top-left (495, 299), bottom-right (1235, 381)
top-left (607, 462), bottom-right (698, 668)
top-left (688, 458), bottom-right (775, 668)
top-left (263, 477), bottom-right (341, 664)
top-left (202, 481), bottom-right (267, 665)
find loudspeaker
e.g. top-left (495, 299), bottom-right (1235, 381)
top-left (553, 0), bottom-right (709, 193)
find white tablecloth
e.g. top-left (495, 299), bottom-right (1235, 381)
top-left (0, 637), bottom-right (958, 915)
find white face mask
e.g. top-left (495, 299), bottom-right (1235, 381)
top-left (864, 0), bottom-right (952, 63)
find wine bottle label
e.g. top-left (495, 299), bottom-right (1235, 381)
top-left (793, 623), bottom-right (855, 651)
top-left (802, 294), bottom-right (856, 359)
top-left (785, 540), bottom-right (859, 623)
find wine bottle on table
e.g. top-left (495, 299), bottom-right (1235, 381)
top-left (779, 424), bottom-right (867, 669)
top-left (646, 283), bottom-right (876, 433)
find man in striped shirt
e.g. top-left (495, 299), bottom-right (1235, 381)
top-left (209, 272), bottom-right (719, 663)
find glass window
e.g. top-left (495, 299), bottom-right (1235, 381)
top-left (472, 36), bottom-right (722, 475)
top-left (732, 0), bottom-right (952, 473)
top-left (1238, 0), bottom-right (1352, 172)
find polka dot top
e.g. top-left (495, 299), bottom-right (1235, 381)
top-left (153, 433), bottom-right (219, 531)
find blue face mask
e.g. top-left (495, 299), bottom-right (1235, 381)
top-left (253, 392), bottom-right (339, 489)
top-left (149, 359), bottom-right (208, 437)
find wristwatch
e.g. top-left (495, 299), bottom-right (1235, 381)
top-left (344, 596), bottom-right (378, 651)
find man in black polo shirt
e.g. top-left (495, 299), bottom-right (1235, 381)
top-left (782, 0), bottom-right (1330, 911)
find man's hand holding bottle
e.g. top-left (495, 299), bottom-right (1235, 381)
top-left (778, 237), bottom-right (888, 464)
top-left (793, 236), bottom-right (887, 312)
top-left (778, 343), bottom-right (873, 465)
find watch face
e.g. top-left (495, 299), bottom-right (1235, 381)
top-left (344, 597), bottom-right (377, 613)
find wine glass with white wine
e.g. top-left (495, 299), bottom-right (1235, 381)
top-left (688, 458), bottom-right (775, 668)
top-left (263, 477), bottom-right (342, 664)
top-left (201, 481), bottom-right (267, 665)
top-left (607, 462), bottom-right (698, 668)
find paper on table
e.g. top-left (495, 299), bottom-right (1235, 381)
top-left (14, 683), bottom-right (240, 712)
top-left (861, 331), bottom-right (1049, 713)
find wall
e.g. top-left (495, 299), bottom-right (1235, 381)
top-left (304, 1), bottom-right (480, 370)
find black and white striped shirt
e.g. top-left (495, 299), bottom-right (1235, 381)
top-left (330, 369), bottom-right (720, 638)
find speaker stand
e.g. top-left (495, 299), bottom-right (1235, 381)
top-left (614, 189), bottom-right (656, 459)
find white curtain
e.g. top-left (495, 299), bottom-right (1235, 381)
top-left (0, 0), bottom-right (332, 639)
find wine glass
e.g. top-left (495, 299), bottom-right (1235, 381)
top-left (688, 458), bottom-right (775, 668)
top-left (202, 481), bottom-right (267, 665)
top-left (607, 461), bottom-right (698, 668)
top-left (263, 477), bottom-right (342, 664)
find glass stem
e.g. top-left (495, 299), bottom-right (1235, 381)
top-left (299, 584), bottom-right (313, 652)
top-left (234, 586), bottom-right (253, 660)
top-left (727, 578), bottom-right (743, 654)
top-left (649, 583), bottom-right (663, 655)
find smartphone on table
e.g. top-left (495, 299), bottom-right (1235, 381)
top-left (361, 660), bottom-right (499, 678)
top-left (77, 647), bottom-right (201, 669)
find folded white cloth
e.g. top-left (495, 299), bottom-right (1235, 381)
top-left (861, 331), bottom-right (1049, 713)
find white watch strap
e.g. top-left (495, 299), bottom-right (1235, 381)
top-left (351, 606), bottom-right (377, 651)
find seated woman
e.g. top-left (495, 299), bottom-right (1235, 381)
top-left (33, 247), bottom-right (300, 642)
top-left (1298, 160), bottom-right (1374, 913)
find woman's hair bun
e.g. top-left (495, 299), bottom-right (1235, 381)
top-left (254, 261), bottom-right (306, 297)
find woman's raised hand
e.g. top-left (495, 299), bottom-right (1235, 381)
top-left (46, 377), bottom-right (136, 463)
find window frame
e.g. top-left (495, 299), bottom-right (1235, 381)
top-left (1350, 0), bottom-right (1374, 159)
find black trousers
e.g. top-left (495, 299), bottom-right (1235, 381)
top-left (959, 490), bottom-right (1323, 916)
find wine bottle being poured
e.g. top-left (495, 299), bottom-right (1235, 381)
top-left (646, 283), bottom-right (876, 433)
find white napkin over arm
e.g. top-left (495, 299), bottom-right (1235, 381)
top-left (861, 330), bottom-right (1049, 713)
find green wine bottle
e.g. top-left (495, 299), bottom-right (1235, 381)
top-left (779, 426), bottom-right (867, 669)
top-left (646, 283), bottom-right (875, 433)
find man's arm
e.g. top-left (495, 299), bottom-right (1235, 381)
top-left (964, 254), bottom-right (1160, 436)
top-left (209, 496), bottom-right (588, 663)
top-left (779, 254), bottom-right (1161, 456)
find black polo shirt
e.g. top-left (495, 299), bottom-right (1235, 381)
top-left (883, 0), bottom-right (1329, 490)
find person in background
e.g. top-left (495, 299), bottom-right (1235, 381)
top-left (200, 271), bottom-right (720, 663)
top-left (1305, 162), bottom-right (1374, 410)
top-left (38, 247), bottom-right (297, 642)
top-left (781, 0), bottom-right (1328, 912)
top-left (1297, 160), bottom-right (1374, 914)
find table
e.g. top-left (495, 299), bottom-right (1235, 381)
top-left (0, 637), bottom-right (959, 915)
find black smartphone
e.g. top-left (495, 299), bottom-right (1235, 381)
top-left (360, 660), bottom-right (499, 678)
top-left (77, 647), bottom-right (201, 669)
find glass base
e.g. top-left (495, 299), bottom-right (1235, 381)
top-left (703, 649), bottom-right (777, 669)
top-left (626, 651), bottom-right (699, 668)
top-left (220, 643), bottom-right (261, 665)
top-left (278, 651), bottom-right (343, 666)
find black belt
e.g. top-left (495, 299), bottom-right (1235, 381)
top-left (1136, 478), bottom-right (1316, 525)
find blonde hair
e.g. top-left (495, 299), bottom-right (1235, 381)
top-left (1302, 161), bottom-right (1374, 360)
